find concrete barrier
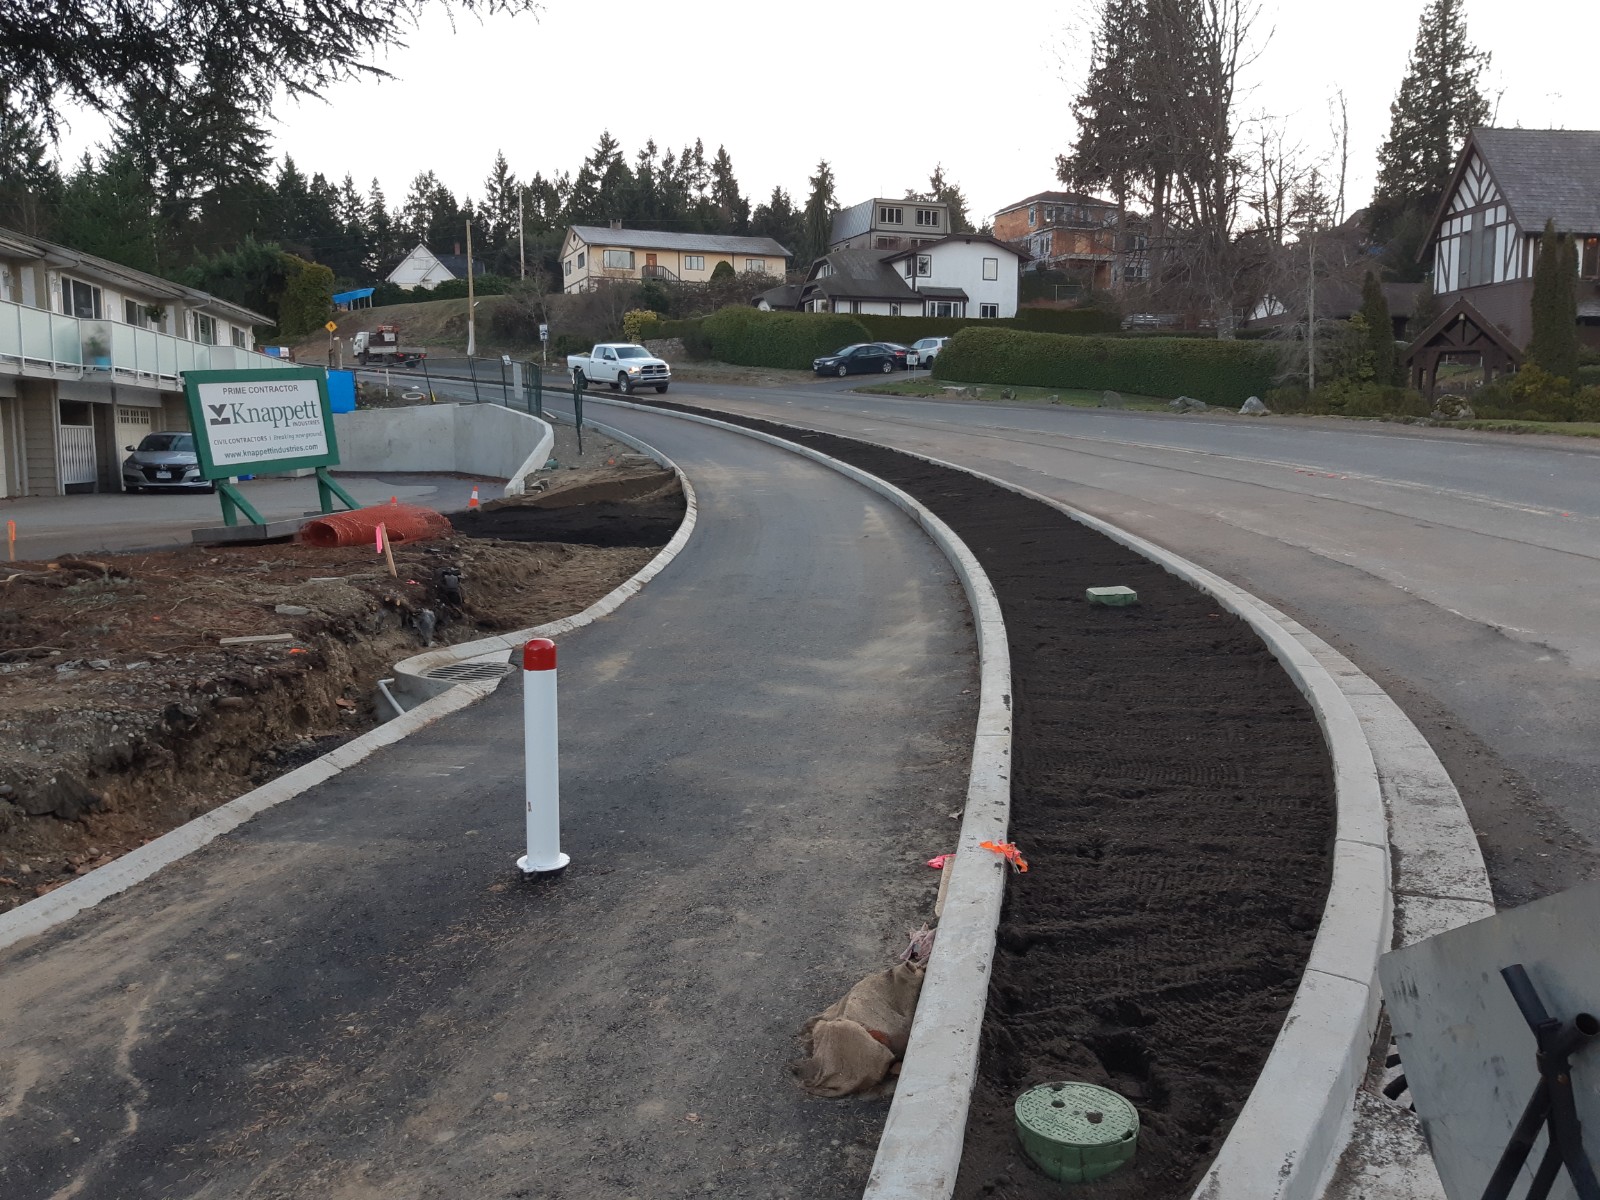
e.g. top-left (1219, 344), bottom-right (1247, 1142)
top-left (332, 403), bottom-right (554, 496)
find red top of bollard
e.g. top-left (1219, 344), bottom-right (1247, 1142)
top-left (523, 638), bottom-right (557, 672)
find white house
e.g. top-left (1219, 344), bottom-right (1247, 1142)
top-left (0, 227), bottom-right (278, 497)
top-left (385, 243), bottom-right (487, 291)
top-left (794, 234), bottom-right (1025, 318)
top-left (559, 224), bottom-right (790, 293)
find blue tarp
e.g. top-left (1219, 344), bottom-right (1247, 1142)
top-left (332, 287), bottom-right (375, 307)
top-left (327, 369), bottom-right (357, 413)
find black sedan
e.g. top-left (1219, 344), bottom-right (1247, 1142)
top-left (813, 343), bottom-right (896, 376)
top-left (874, 342), bottom-right (920, 369)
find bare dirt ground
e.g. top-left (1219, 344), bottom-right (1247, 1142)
top-left (0, 466), bottom-right (682, 914)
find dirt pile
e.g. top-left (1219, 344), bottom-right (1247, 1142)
top-left (0, 478), bottom-right (681, 913)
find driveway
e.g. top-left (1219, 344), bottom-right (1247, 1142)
top-left (0, 411), bottom-right (975, 1199)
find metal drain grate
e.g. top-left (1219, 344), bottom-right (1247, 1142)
top-left (424, 661), bottom-right (515, 682)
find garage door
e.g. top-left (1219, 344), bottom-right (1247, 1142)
top-left (115, 406), bottom-right (155, 490)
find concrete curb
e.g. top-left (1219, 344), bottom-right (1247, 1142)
top-left (584, 395), bottom-right (1014, 1200)
top-left (0, 416), bottom-right (698, 955)
top-left (391, 410), bottom-right (697, 701)
top-left (503, 416), bottom-right (556, 497)
top-left (593, 398), bottom-right (1485, 1200)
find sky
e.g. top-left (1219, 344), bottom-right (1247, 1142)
top-left (52, 0), bottom-right (1600, 226)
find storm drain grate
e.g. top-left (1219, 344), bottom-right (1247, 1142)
top-left (424, 661), bottom-right (515, 682)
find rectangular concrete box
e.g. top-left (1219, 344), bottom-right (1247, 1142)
top-left (1086, 585), bottom-right (1138, 606)
top-left (191, 518), bottom-right (311, 545)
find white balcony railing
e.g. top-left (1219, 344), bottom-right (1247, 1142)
top-left (0, 298), bottom-right (283, 388)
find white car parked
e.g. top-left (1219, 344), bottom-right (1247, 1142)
top-left (911, 336), bottom-right (949, 366)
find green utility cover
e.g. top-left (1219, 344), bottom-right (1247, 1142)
top-left (1086, 585), bottom-right (1139, 606)
top-left (1015, 1082), bottom-right (1139, 1183)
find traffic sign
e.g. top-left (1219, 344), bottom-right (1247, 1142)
top-left (539, 323), bottom-right (549, 342)
top-left (324, 321), bottom-right (338, 333)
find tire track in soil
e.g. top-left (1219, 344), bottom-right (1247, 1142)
top-left (642, 401), bottom-right (1334, 1199)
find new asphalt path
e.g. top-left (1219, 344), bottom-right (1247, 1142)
top-left (645, 379), bottom-right (1600, 908)
top-left (0, 409), bottom-right (975, 1199)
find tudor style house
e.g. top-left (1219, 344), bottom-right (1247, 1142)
top-left (777, 233), bottom-right (1025, 319)
top-left (1423, 128), bottom-right (1600, 346)
top-left (0, 227), bottom-right (278, 497)
top-left (560, 224), bottom-right (789, 293)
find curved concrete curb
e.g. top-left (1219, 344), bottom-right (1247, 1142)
top-left (593, 397), bottom-right (1487, 1200)
top-left (0, 416), bottom-right (697, 956)
top-left (392, 412), bottom-right (698, 700)
top-left (585, 395), bottom-right (1014, 1200)
top-left (503, 417), bottom-right (556, 497)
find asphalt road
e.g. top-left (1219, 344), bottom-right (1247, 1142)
top-left (637, 379), bottom-right (1600, 907)
top-left (0, 410), bottom-right (975, 1199)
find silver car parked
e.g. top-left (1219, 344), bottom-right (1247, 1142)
top-left (911, 336), bottom-right (949, 366)
top-left (122, 432), bottom-right (214, 493)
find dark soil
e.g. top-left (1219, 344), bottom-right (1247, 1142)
top-left (646, 401), bottom-right (1334, 1199)
top-left (467, 467), bottom-right (686, 548)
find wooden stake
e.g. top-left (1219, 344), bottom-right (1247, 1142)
top-left (379, 523), bottom-right (397, 577)
top-left (6, 520), bottom-right (13, 562)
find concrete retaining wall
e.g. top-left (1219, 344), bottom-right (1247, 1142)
top-left (332, 403), bottom-right (553, 495)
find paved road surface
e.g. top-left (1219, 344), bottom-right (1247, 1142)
top-left (0, 410), bottom-right (974, 1199)
top-left (642, 380), bottom-right (1600, 906)
top-left (2, 472), bottom-right (481, 560)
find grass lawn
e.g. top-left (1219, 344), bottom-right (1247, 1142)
top-left (1457, 419), bottom-right (1600, 438)
top-left (856, 377), bottom-right (1172, 410)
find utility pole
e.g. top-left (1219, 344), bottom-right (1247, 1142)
top-left (518, 192), bottom-right (527, 280)
top-left (466, 218), bottom-right (477, 358)
top-left (1306, 230), bottom-right (1317, 393)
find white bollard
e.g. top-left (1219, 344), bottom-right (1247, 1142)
top-left (517, 638), bottom-right (570, 876)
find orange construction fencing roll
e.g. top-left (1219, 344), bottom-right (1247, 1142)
top-left (301, 504), bottom-right (454, 548)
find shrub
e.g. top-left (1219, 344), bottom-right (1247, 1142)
top-left (622, 308), bottom-right (662, 342)
top-left (277, 253), bottom-right (334, 340)
top-left (852, 308), bottom-right (1120, 345)
top-left (701, 307), bottom-right (873, 371)
top-left (427, 274), bottom-right (514, 301)
top-left (490, 281), bottom-right (548, 344)
top-left (1265, 384), bottom-right (1428, 418)
top-left (933, 327), bottom-right (1277, 405)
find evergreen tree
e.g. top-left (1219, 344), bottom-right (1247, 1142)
top-left (709, 145), bottom-right (749, 233)
top-left (752, 186), bottom-right (803, 256)
top-left (1358, 271), bottom-right (1399, 385)
top-left (1368, 0), bottom-right (1490, 273)
top-left (366, 178), bottom-right (398, 273)
top-left (54, 148), bottom-right (161, 273)
top-left (0, 89), bottom-right (62, 236)
top-left (799, 160), bottom-right (838, 266)
top-left (480, 150), bottom-right (521, 272)
top-left (906, 165), bottom-right (974, 233)
top-left (332, 174), bottom-right (371, 281)
top-left (1526, 220), bottom-right (1579, 382)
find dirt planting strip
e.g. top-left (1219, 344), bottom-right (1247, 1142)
top-left (643, 401), bottom-right (1335, 1199)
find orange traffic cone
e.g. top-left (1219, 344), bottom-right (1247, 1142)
top-left (390, 495), bottom-right (398, 506)
top-left (468, 485), bottom-right (481, 510)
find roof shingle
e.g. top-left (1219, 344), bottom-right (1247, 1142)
top-left (1472, 128), bottom-right (1600, 232)
top-left (569, 226), bottom-right (790, 257)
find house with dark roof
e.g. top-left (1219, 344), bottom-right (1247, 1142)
top-left (829, 198), bottom-right (954, 252)
top-left (1423, 127), bottom-right (1600, 346)
top-left (561, 223), bottom-right (790, 293)
top-left (787, 234), bottom-right (1026, 319)
top-left (386, 242), bottom-right (490, 292)
top-left (991, 190), bottom-right (1150, 289)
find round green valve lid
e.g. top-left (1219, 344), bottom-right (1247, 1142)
top-left (1014, 1081), bottom-right (1139, 1184)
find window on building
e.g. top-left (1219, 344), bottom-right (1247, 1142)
top-left (849, 300), bottom-right (861, 313)
top-left (1435, 203), bottom-right (1514, 290)
top-left (231, 327), bottom-right (248, 349)
top-left (916, 209), bottom-right (940, 228)
top-left (1582, 237), bottom-right (1600, 279)
top-left (192, 313), bottom-right (216, 345)
top-left (684, 254), bottom-right (706, 272)
top-left (879, 206), bottom-right (903, 225)
top-left (62, 277), bottom-right (102, 319)
top-left (746, 259), bottom-right (767, 273)
top-left (982, 257), bottom-right (999, 281)
top-left (576, 251), bottom-right (587, 268)
top-left (980, 303), bottom-right (999, 319)
top-left (929, 301), bottom-right (963, 318)
top-left (602, 249), bottom-right (634, 270)
top-left (890, 303), bottom-right (901, 316)
top-left (1028, 206), bottom-right (1036, 227)
top-left (123, 298), bottom-right (144, 326)
top-left (564, 259), bottom-right (572, 275)
top-left (915, 255), bottom-right (932, 277)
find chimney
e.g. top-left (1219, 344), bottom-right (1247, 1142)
top-left (610, 219), bottom-right (622, 230)
top-left (454, 242), bottom-right (461, 255)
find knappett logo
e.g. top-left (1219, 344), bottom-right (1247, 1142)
top-left (206, 399), bottom-right (320, 430)
top-left (207, 404), bottom-right (232, 426)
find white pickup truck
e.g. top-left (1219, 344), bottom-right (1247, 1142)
top-left (566, 343), bottom-right (672, 394)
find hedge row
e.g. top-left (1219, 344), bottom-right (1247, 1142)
top-left (700, 307), bottom-right (874, 370)
top-left (932, 327), bottom-right (1278, 404)
top-left (854, 307), bottom-right (1121, 342)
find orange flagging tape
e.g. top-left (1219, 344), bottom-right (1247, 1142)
top-left (980, 840), bottom-right (1028, 873)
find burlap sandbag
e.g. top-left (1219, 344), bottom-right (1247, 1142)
top-left (792, 961), bottom-right (925, 1098)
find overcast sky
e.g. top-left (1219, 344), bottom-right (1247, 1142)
top-left (55, 0), bottom-right (1598, 225)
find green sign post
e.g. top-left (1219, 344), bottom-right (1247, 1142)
top-left (571, 370), bottom-right (585, 456)
top-left (182, 367), bottom-right (359, 526)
